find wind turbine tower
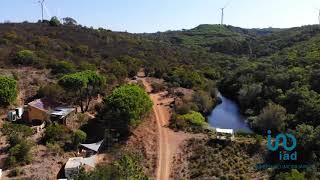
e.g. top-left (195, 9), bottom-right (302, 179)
top-left (318, 9), bottom-right (320, 25)
top-left (38, 0), bottom-right (45, 22)
top-left (220, 2), bottom-right (230, 25)
top-left (220, 7), bottom-right (225, 25)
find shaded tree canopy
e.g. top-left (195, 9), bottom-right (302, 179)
top-left (59, 70), bottom-right (106, 112)
top-left (254, 102), bottom-right (287, 133)
top-left (105, 84), bottom-right (153, 126)
top-left (62, 17), bottom-right (77, 25)
top-left (49, 16), bottom-right (61, 26)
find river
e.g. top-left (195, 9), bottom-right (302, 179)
top-left (208, 92), bottom-right (252, 133)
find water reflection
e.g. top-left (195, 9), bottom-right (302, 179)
top-left (208, 92), bottom-right (252, 133)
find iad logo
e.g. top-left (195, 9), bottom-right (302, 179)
top-left (267, 130), bottom-right (297, 161)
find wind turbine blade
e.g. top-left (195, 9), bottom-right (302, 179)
top-left (43, 3), bottom-right (52, 18)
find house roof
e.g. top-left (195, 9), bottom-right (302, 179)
top-left (216, 128), bottom-right (234, 134)
top-left (80, 140), bottom-right (103, 152)
top-left (51, 107), bottom-right (75, 119)
top-left (65, 157), bottom-right (83, 169)
top-left (28, 98), bottom-right (60, 111)
top-left (82, 155), bottom-right (96, 167)
top-left (65, 156), bottom-right (96, 169)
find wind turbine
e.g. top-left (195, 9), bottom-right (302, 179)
top-left (38, 0), bottom-right (45, 22)
top-left (220, 7), bottom-right (225, 25)
top-left (318, 8), bottom-right (320, 25)
top-left (220, 1), bottom-right (231, 25)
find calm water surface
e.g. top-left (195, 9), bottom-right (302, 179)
top-left (208, 92), bottom-right (252, 133)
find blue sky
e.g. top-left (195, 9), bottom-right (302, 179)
top-left (1, 0), bottom-right (320, 33)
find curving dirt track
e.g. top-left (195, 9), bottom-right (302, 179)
top-left (137, 71), bottom-right (196, 180)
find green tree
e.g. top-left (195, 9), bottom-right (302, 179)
top-left (310, 69), bottom-right (320, 93)
top-left (37, 83), bottom-right (65, 102)
top-left (49, 16), bottom-right (60, 26)
top-left (283, 86), bottom-right (320, 126)
top-left (254, 102), bottom-right (287, 132)
top-left (0, 76), bottom-right (17, 106)
top-left (72, 130), bottom-right (87, 149)
top-left (105, 84), bottom-right (153, 126)
top-left (118, 55), bottom-right (141, 77)
top-left (106, 60), bottom-right (128, 79)
top-left (62, 17), bottom-right (77, 25)
top-left (294, 124), bottom-right (315, 150)
top-left (192, 90), bottom-right (215, 114)
top-left (59, 71), bottom-right (106, 112)
top-left (238, 83), bottom-right (262, 111)
top-left (169, 68), bottom-right (204, 88)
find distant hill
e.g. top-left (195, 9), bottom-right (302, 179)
top-left (144, 24), bottom-right (320, 57)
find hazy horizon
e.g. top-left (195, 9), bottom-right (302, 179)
top-left (1, 0), bottom-right (320, 33)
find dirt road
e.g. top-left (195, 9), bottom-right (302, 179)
top-left (137, 71), bottom-right (196, 180)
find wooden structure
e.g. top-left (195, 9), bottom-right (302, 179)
top-left (26, 99), bottom-right (75, 125)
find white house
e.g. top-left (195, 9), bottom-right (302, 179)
top-left (64, 156), bottom-right (96, 178)
top-left (216, 128), bottom-right (234, 140)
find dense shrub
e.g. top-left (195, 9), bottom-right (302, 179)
top-left (151, 82), bottom-right (165, 93)
top-left (168, 68), bottom-right (204, 89)
top-left (46, 142), bottom-right (63, 155)
top-left (254, 102), bottom-right (287, 133)
top-left (5, 140), bottom-right (33, 167)
top-left (1, 123), bottom-right (33, 138)
top-left (172, 111), bottom-right (207, 132)
top-left (13, 50), bottom-right (36, 65)
top-left (276, 169), bottom-right (305, 180)
top-left (0, 76), bottom-right (17, 106)
top-left (43, 124), bottom-right (70, 146)
top-left (3, 31), bottom-right (18, 41)
top-left (74, 154), bottom-right (148, 180)
top-left (72, 130), bottom-right (87, 149)
top-left (177, 111), bottom-right (206, 127)
top-left (74, 45), bottom-right (89, 56)
top-left (79, 61), bottom-right (96, 71)
top-left (50, 60), bottom-right (75, 74)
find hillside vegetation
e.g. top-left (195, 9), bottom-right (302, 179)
top-left (1, 21), bottom-right (320, 179)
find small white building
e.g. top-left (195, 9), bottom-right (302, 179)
top-left (216, 128), bottom-right (234, 140)
top-left (64, 156), bottom-right (96, 178)
top-left (65, 157), bottom-right (83, 178)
